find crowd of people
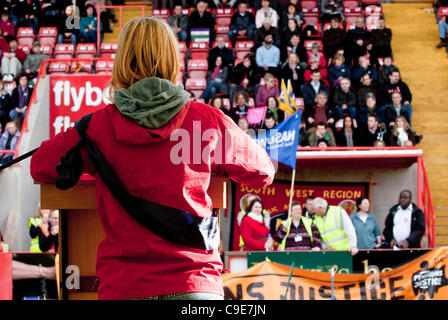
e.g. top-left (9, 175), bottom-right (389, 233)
top-left (168, 0), bottom-right (423, 147)
top-left (238, 189), bottom-right (426, 253)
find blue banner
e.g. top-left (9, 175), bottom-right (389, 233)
top-left (254, 110), bottom-right (302, 169)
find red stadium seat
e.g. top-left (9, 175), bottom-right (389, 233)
top-left (211, 40), bottom-right (232, 50)
top-left (342, 0), bottom-right (360, 8)
top-left (185, 78), bottom-right (206, 99)
top-left (70, 60), bottom-right (93, 74)
top-left (151, 9), bottom-right (170, 21)
top-left (214, 8), bottom-right (234, 25)
top-left (361, 0), bottom-right (381, 6)
top-left (76, 43), bottom-right (96, 59)
top-left (178, 41), bottom-right (187, 61)
top-left (40, 44), bottom-right (53, 56)
top-left (301, 0), bottom-right (318, 9)
top-left (302, 15), bottom-right (319, 25)
top-left (214, 24), bottom-right (230, 42)
top-left (100, 42), bottom-right (117, 58)
top-left (17, 27), bottom-right (35, 47)
top-left (54, 43), bottom-right (75, 59)
top-left (95, 59), bottom-right (114, 75)
top-left (189, 42), bottom-right (209, 60)
top-left (48, 61), bottom-right (70, 75)
top-left (345, 22), bottom-right (366, 32)
top-left (439, 7), bottom-right (448, 18)
top-left (38, 27), bottom-right (58, 47)
top-left (364, 5), bottom-right (382, 17)
top-left (17, 45), bottom-right (31, 56)
top-left (345, 15), bottom-right (362, 25)
top-left (344, 6), bottom-right (362, 16)
top-left (304, 40), bottom-right (323, 51)
top-left (235, 40), bottom-right (254, 60)
top-left (366, 15), bottom-right (380, 31)
top-left (181, 8), bottom-right (190, 15)
top-left (187, 59), bottom-right (208, 80)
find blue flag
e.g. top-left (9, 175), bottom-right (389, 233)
top-left (254, 110), bottom-right (302, 169)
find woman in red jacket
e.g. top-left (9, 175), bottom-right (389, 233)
top-left (30, 17), bottom-right (275, 300)
top-left (240, 199), bottom-right (274, 251)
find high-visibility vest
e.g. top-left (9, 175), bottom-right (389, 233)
top-left (239, 209), bottom-right (269, 250)
top-left (28, 217), bottom-right (42, 252)
top-left (313, 206), bottom-right (349, 250)
top-left (40, 223), bottom-right (55, 253)
top-left (278, 216), bottom-right (314, 250)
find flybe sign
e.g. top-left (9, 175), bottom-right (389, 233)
top-left (49, 75), bottom-right (112, 137)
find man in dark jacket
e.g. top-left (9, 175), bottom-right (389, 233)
top-left (377, 68), bottom-right (413, 109)
top-left (208, 35), bottom-right (233, 69)
top-left (323, 17), bottom-right (346, 60)
top-left (229, 53), bottom-right (259, 100)
top-left (253, 17), bottom-right (280, 49)
top-left (302, 69), bottom-right (329, 110)
top-left (167, 4), bottom-right (189, 42)
top-left (228, 1), bottom-right (255, 44)
top-left (371, 17), bottom-right (392, 60)
top-left (189, 0), bottom-right (215, 43)
top-left (346, 16), bottom-right (371, 66)
top-left (383, 190), bottom-right (425, 249)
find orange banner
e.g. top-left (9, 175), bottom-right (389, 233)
top-left (0, 253), bottom-right (12, 300)
top-left (223, 248), bottom-right (448, 300)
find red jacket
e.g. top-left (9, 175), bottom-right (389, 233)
top-left (240, 214), bottom-right (270, 251)
top-left (31, 101), bottom-right (275, 299)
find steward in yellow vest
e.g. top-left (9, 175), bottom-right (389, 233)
top-left (28, 217), bottom-right (42, 252)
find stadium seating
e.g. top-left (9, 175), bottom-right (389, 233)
top-left (215, 24), bottom-right (230, 42)
top-left (304, 39), bottom-right (324, 51)
top-left (151, 9), bottom-right (170, 21)
top-left (100, 42), bottom-right (118, 58)
top-left (344, 7), bottom-right (363, 25)
top-left (178, 41), bottom-right (187, 61)
top-left (187, 59), bottom-right (208, 80)
top-left (54, 43), bottom-right (75, 59)
top-left (301, 7), bottom-right (320, 25)
top-left (301, 0), bottom-right (318, 9)
top-left (235, 40), bottom-right (254, 60)
top-left (189, 42), bottom-right (209, 60)
top-left (214, 8), bottom-right (234, 25)
top-left (342, 0), bottom-right (360, 8)
top-left (48, 61), bottom-right (70, 75)
top-left (95, 59), bottom-right (114, 75)
top-left (38, 27), bottom-right (58, 47)
top-left (211, 40), bottom-right (232, 49)
top-left (70, 60), bottom-right (93, 74)
top-left (17, 27), bottom-right (35, 47)
top-left (17, 45), bottom-right (31, 56)
top-left (364, 5), bottom-right (383, 17)
top-left (40, 44), bottom-right (53, 56)
top-left (185, 78), bottom-right (207, 99)
top-left (76, 43), bottom-right (96, 59)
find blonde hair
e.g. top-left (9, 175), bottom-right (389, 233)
top-left (110, 17), bottom-right (180, 100)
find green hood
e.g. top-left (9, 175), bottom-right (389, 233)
top-left (114, 77), bottom-right (189, 129)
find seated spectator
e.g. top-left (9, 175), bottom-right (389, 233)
top-left (386, 115), bottom-right (416, 147)
top-left (281, 18), bottom-right (301, 49)
top-left (304, 91), bottom-right (335, 129)
top-left (350, 197), bottom-right (382, 249)
top-left (359, 93), bottom-right (384, 132)
top-left (262, 110), bottom-right (277, 129)
top-left (240, 198), bottom-right (273, 251)
top-left (0, 80), bottom-right (10, 130)
top-left (38, 209), bottom-right (59, 253)
top-left (281, 52), bottom-right (304, 97)
top-left (282, 32), bottom-right (307, 66)
top-left (1, 0), bottom-right (18, 26)
top-left (360, 115), bottom-right (386, 147)
top-left (320, 0), bottom-right (343, 24)
top-left (188, 0), bottom-right (215, 43)
top-left (371, 17), bottom-right (392, 60)
top-left (377, 67), bottom-right (412, 108)
top-left (335, 115), bottom-right (360, 146)
top-left (383, 190), bottom-right (425, 249)
top-left (357, 72), bottom-right (377, 107)
top-left (302, 70), bottom-right (329, 110)
top-left (79, 4), bottom-right (102, 45)
top-left (200, 56), bottom-right (229, 103)
top-left (332, 77), bottom-right (357, 120)
top-left (307, 122), bottom-right (336, 147)
top-left (0, 119), bottom-right (19, 164)
top-left (237, 116), bottom-right (250, 133)
top-left (266, 95), bottom-right (284, 123)
top-left (255, 0), bottom-right (278, 29)
top-left (209, 35), bottom-right (233, 69)
top-left (229, 54), bottom-right (259, 101)
top-left (255, 73), bottom-right (279, 107)
top-left (23, 42), bottom-right (48, 77)
top-left (378, 56), bottom-right (395, 85)
top-left (384, 91), bottom-right (412, 129)
top-left (307, 42), bottom-right (327, 69)
top-left (351, 55), bottom-right (378, 90)
top-left (255, 34), bottom-right (280, 78)
top-left (18, 0), bottom-right (40, 35)
top-left (57, 5), bottom-right (79, 45)
top-left (9, 73), bottom-right (32, 121)
top-left (436, 14), bottom-right (448, 49)
top-left (0, 11), bottom-right (14, 37)
top-left (167, 4), bottom-right (189, 43)
top-left (279, 3), bottom-right (303, 33)
top-left (228, 1), bottom-right (255, 44)
top-left (253, 17), bottom-right (281, 49)
top-left (322, 17), bottom-right (346, 60)
top-left (346, 16), bottom-right (371, 66)
top-left (230, 90), bottom-right (250, 123)
top-left (304, 57), bottom-right (329, 87)
top-left (328, 53), bottom-right (350, 88)
top-left (1, 37), bottom-right (26, 81)
top-left (273, 201), bottom-right (322, 251)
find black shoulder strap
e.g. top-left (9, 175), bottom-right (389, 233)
top-left (55, 113), bottom-right (219, 251)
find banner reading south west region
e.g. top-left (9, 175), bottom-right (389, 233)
top-left (222, 247), bottom-right (448, 300)
top-left (49, 75), bottom-right (112, 137)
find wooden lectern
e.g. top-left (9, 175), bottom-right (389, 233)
top-left (39, 176), bottom-right (229, 300)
